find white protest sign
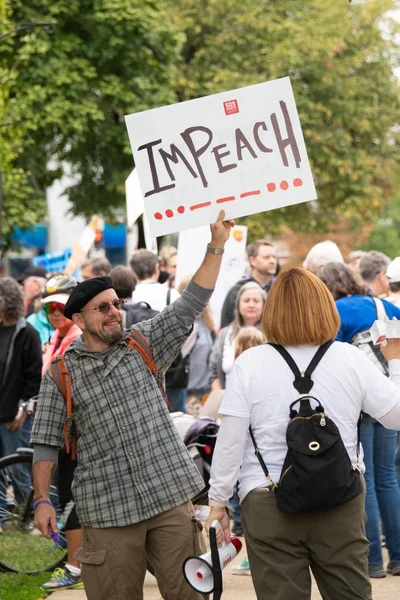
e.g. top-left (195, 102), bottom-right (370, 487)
top-left (176, 225), bottom-right (248, 328)
top-left (125, 76), bottom-right (316, 238)
top-left (126, 169), bottom-right (145, 227)
top-left (125, 169), bottom-right (158, 252)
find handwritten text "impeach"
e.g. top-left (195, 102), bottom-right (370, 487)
top-left (137, 101), bottom-right (301, 198)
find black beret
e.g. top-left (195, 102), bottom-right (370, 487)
top-left (63, 276), bottom-right (114, 320)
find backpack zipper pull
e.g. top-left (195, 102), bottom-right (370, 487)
top-left (320, 413), bottom-right (326, 426)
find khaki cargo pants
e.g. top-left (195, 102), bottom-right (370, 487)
top-left (242, 479), bottom-right (372, 600)
top-left (75, 501), bottom-right (205, 600)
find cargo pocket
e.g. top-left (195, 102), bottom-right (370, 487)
top-left (75, 544), bottom-right (119, 600)
top-left (190, 514), bottom-right (207, 556)
top-left (190, 518), bottom-right (210, 600)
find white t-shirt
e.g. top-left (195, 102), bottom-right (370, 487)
top-left (132, 281), bottom-right (180, 312)
top-left (209, 341), bottom-right (400, 504)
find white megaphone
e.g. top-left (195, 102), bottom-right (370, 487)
top-left (183, 520), bottom-right (242, 594)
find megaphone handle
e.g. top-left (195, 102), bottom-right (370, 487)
top-left (209, 526), bottom-right (223, 600)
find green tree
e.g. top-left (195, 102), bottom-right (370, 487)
top-left (171, 0), bottom-right (400, 236)
top-left (1, 0), bottom-right (400, 246)
top-left (0, 2), bottom-right (47, 251)
top-left (1, 0), bottom-right (183, 244)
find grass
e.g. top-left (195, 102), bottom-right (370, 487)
top-left (0, 572), bottom-right (50, 600)
top-left (0, 528), bottom-right (66, 572)
top-left (0, 527), bottom-right (67, 600)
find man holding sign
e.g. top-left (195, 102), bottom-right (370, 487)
top-left (31, 211), bottom-right (234, 600)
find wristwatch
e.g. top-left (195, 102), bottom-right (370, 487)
top-left (206, 244), bottom-right (225, 255)
top-left (18, 400), bottom-right (28, 411)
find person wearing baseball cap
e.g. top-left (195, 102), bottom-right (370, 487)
top-left (39, 274), bottom-right (85, 592)
top-left (20, 266), bottom-right (48, 318)
top-left (41, 275), bottom-right (80, 374)
top-left (31, 210), bottom-right (235, 600)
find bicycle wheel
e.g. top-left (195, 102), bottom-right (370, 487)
top-left (0, 452), bottom-right (67, 574)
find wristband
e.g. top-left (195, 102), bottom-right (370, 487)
top-left (33, 499), bottom-right (53, 511)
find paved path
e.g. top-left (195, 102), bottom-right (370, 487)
top-left (49, 544), bottom-right (398, 600)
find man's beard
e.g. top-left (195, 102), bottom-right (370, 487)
top-left (85, 321), bottom-right (124, 344)
top-left (100, 328), bottom-right (125, 344)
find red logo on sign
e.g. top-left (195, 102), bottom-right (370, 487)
top-left (223, 100), bottom-right (239, 115)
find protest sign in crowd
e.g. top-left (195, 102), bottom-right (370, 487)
top-left (1, 75), bottom-right (400, 600)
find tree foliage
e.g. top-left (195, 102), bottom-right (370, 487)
top-left (1, 0), bottom-right (182, 247)
top-left (0, 0), bottom-right (47, 249)
top-left (1, 0), bottom-right (400, 246)
top-left (171, 0), bottom-right (400, 236)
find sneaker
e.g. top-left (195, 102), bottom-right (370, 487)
top-left (232, 557), bottom-right (251, 576)
top-left (369, 565), bottom-right (386, 579)
top-left (41, 567), bottom-right (84, 590)
top-left (387, 562), bottom-right (400, 576)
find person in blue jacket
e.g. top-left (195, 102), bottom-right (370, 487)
top-left (320, 261), bottom-right (400, 579)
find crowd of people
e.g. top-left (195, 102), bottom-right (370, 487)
top-left (1, 214), bottom-right (400, 599)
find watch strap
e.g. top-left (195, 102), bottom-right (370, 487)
top-left (206, 244), bottom-right (225, 255)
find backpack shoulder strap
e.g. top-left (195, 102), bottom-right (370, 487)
top-left (49, 357), bottom-right (66, 397)
top-left (373, 297), bottom-right (387, 321)
top-left (166, 288), bottom-right (172, 306)
top-left (268, 341), bottom-right (333, 395)
top-left (49, 356), bottom-right (76, 459)
top-left (126, 330), bottom-right (157, 373)
top-left (304, 341), bottom-right (334, 378)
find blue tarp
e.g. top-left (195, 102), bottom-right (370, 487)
top-left (12, 225), bottom-right (47, 249)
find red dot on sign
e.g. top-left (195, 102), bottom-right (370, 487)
top-left (165, 209), bottom-right (174, 218)
top-left (280, 181), bottom-right (289, 190)
top-left (267, 183), bottom-right (276, 192)
top-left (177, 205), bottom-right (185, 214)
top-left (293, 178), bottom-right (303, 187)
top-left (154, 212), bottom-right (163, 220)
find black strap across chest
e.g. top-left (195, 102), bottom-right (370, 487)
top-left (268, 341), bottom-right (333, 395)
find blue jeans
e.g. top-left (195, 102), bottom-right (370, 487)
top-left (396, 432), bottom-right (400, 486)
top-left (230, 485), bottom-right (241, 529)
top-left (0, 416), bottom-right (33, 524)
top-left (361, 416), bottom-right (400, 566)
top-left (166, 388), bottom-right (187, 413)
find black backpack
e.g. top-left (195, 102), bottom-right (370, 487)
top-left (164, 288), bottom-right (190, 389)
top-left (123, 301), bottom-right (159, 328)
top-left (124, 291), bottom-right (190, 390)
top-left (250, 341), bottom-right (362, 513)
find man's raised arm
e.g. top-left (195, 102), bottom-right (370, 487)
top-left (192, 209), bottom-right (235, 289)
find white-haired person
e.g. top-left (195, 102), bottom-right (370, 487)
top-left (303, 240), bottom-right (343, 275)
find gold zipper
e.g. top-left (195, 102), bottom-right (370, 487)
top-left (291, 412), bottom-right (326, 425)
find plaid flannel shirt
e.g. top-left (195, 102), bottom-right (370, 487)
top-left (31, 281), bottom-right (209, 528)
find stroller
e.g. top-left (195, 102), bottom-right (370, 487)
top-left (171, 413), bottom-right (220, 505)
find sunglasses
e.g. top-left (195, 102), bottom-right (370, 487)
top-left (81, 299), bottom-right (126, 315)
top-left (44, 302), bottom-right (65, 315)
